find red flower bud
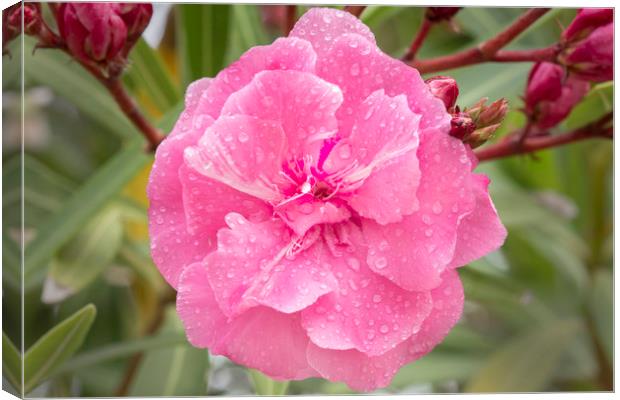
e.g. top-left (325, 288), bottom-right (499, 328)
top-left (449, 112), bottom-right (476, 140)
top-left (525, 62), bottom-right (564, 112)
top-left (561, 23), bottom-right (613, 82)
top-left (426, 7), bottom-right (461, 22)
top-left (56, 3), bottom-right (152, 75)
top-left (535, 76), bottom-right (590, 129)
top-left (425, 75), bottom-right (459, 111)
top-left (562, 8), bottom-right (613, 42)
top-left (3, 3), bottom-right (42, 51)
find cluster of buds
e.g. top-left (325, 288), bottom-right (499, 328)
top-left (559, 8), bottom-right (613, 82)
top-left (524, 62), bottom-right (590, 129)
top-left (426, 76), bottom-right (508, 148)
top-left (57, 3), bottom-right (153, 77)
top-left (2, 2), bottom-right (152, 78)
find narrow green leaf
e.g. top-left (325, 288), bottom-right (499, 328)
top-left (23, 37), bottom-right (134, 139)
top-left (390, 352), bottom-right (486, 388)
top-left (465, 319), bottom-right (581, 392)
top-left (177, 4), bottom-right (232, 86)
top-left (250, 369), bottom-right (289, 395)
top-left (129, 307), bottom-right (209, 396)
top-left (126, 39), bottom-right (181, 113)
top-left (232, 5), bottom-right (269, 49)
top-left (2, 332), bottom-right (22, 394)
top-left (589, 269), bottom-right (612, 364)
top-left (44, 206), bottom-right (124, 303)
top-left (22, 103), bottom-right (183, 290)
top-left (24, 304), bottom-right (97, 394)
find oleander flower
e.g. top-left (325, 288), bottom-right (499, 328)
top-left (147, 7), bottom-right (506, 391)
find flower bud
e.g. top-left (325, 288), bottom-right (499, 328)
top-left (560, 23), bottom-right (613, 82)
top-left (449, 98), bottom-right (508, 148)
top-left (525, 62), bottom-right (564, 113)
top-left (449, 112), bottom-right (476, 140)
top-left (3, 3), bottom-right (43, 51)
top-left (425, 76), bottom-right (459, 111)
top-left (562, 8), bottom-right (613, 42)
top-left (56, 3), bottom-right (152, 75)
top-left (426, 7), bottom-right (461, 22)
top-left (535, 76), bottom-right (590, 129)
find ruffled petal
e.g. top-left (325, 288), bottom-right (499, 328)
top-left (177, 263), bottom-right (317, 380)
top-left (197, 37), bottom-right (317, 119)
top-left (362, 130), bottom-right (477, 291)
top-left (147, 112), bottom-right (215, 289)
top-left (204, 213), bottom-right (338, 316)
top-left (184, 115), bottom-right (287, 202)
top-left (301, 223), bottom-right (433, 356)
top-left (221, 70), bottom-right (343, 159)
top-left (447, 174), bottom-right (507, 269)
top-left (315, 33), bottom-right (450, 137)
top-left (305, 270), bottom-right (463, 392)
top-left (289, 7), bottom-right (376, 58)
top-left (324, 90), bottom-right (421, 224)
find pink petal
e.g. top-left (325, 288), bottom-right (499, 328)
top-left (177, 262), bottom-right (317, 380)
top-left (197, 37), bottom-right (317, 119)
top-left (362, 130), bottom-right (477, 291)
top-left (204, 213), bottom-right (338, 316)
top-left (325, 90), bottom-right (422, 224)
top-left (447, 174), bottom-right (507, 269)
top-left (184, 115), bottom-right (287, 202)
top-left (289, 7), bottom-right (376, 58)
top-left (305, 270), bottom-right (463, 392)
top-left (301, 223), bottom-right (433, 356)
top-left (275, 198), bottom-right (351, 237)
top-left (221, 70), bottom-right (343, 159)
top-left (315, 33), bottom-right (450, 138)
top-left (147, 115), bottom-right (215, 289)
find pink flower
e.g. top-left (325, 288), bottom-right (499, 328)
top-left (525, 62), bottom-right (590, 129)
top-left (56, 2), bottom-right (152, 74)
top-left (148, 8), bottom-right (506, 391)
top-left (562, 8), bottom-right (613, 42)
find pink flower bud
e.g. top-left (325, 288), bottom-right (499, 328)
top-left (561, 23), bottom-right (613, 82)
top-left (525, 62), bottom-right (564, 112)
top-left (3, 3), bottom-right (42, 50)
top-left (56, 3), bottom-right (152, 74)
top-left (449, 98), bottom-right (507, 147)
top-left (562, 8), bottom-right (613, 42)
top-left (426, 7), bottom-right (461, 22)
top-left (535, 76), bottom-right (590, 129)
top-left (425, 75), bottom-right (459, 111)
top-left (449, 112), bottom-right (476, 140)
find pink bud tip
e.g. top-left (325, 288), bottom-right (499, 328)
top-left (425, 75), bottom-right (459, 111)
top-left (426, 7), bottom-right (461, 22)
top-left (562, 8), bottom-right (613, 42)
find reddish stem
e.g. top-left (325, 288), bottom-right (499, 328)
top-left (411, 8), bottom-right (550, 73)
top-left (475, 114), bottom-right (613, 161)
top-left (403, 18), bottom-right (432, 62)
top-left (492, 45), bottom-right (560, 63)
top-left (284, 5), bottom-right (296, 36)
top-left (344, 5), bottom-right (367, 18)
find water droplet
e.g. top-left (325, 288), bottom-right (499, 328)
top-left (350, 63), bottom-right (360, 76)
top-left (373, 294), bottom-right (382, 303)
top-left (238, 131), bottom-right (249, 143)
top-left (432, 202), bottom-right (443, 214)
top-left (380, 325), bottom-right (389, 334)
top-left (346, 257), bottom-right (360, 271)
top-left (374, 257), bottom-right (388, 270)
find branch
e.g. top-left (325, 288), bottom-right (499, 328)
top-left (475, 114), bottom-right (613, 161)
top-left (344, 6), bottom-right (366, 18)
top-left (284, 5), bottom-right (297, 36)
top-left (403, 18), bottom-right (432, 62)
top-left (410, 8), bottom-right (550, 73)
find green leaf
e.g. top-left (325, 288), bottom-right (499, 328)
top-left (250, 369), bottom-right (289, 395)
top-left (564, 82), bottom-right (613, 129)
top-left (177, 4), bottom-right (232, 86)
top-left (23, 37), bottom-right (134, 139)
top-left (44, 206), bottom-right (124, 303)
top-left (129, 307), bottom-right (209, 396)
top-left (232, 5), bottom-right (269, 50)
top-left (24, 304), bottom-right (97, 394)
top-left (53, 333), bottom-right (187, 376)
top-left (22, 103), bottom-right (183, 290)
top-left (125, 39), bottom-right (181, 113)
top-left (2, 332), bottom-right (22, 394)
top-left (465, 319), bottom-right (581, 392)
top-left (589, 269), bottom-right (612, 364)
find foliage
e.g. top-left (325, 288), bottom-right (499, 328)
top-left (2, 5), bottom-right (612, 396)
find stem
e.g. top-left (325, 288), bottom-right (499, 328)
top-left (491, 45), bottom-right (560, 63)
top-left (344, 5), bottom-right (367, 18)
top-left (104, 78), bottom-right (164, 151)
top-left (284, 5), bottom-right (296, 36)
top-left (411, 8), bottom-right (550, 73)
top-left (475, 114), bottom-right (613, 161)
top-left (403, 18), bottom-right (432, 62)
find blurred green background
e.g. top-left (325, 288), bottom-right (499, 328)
top-left (2, 4), bottom-right (613, 396)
